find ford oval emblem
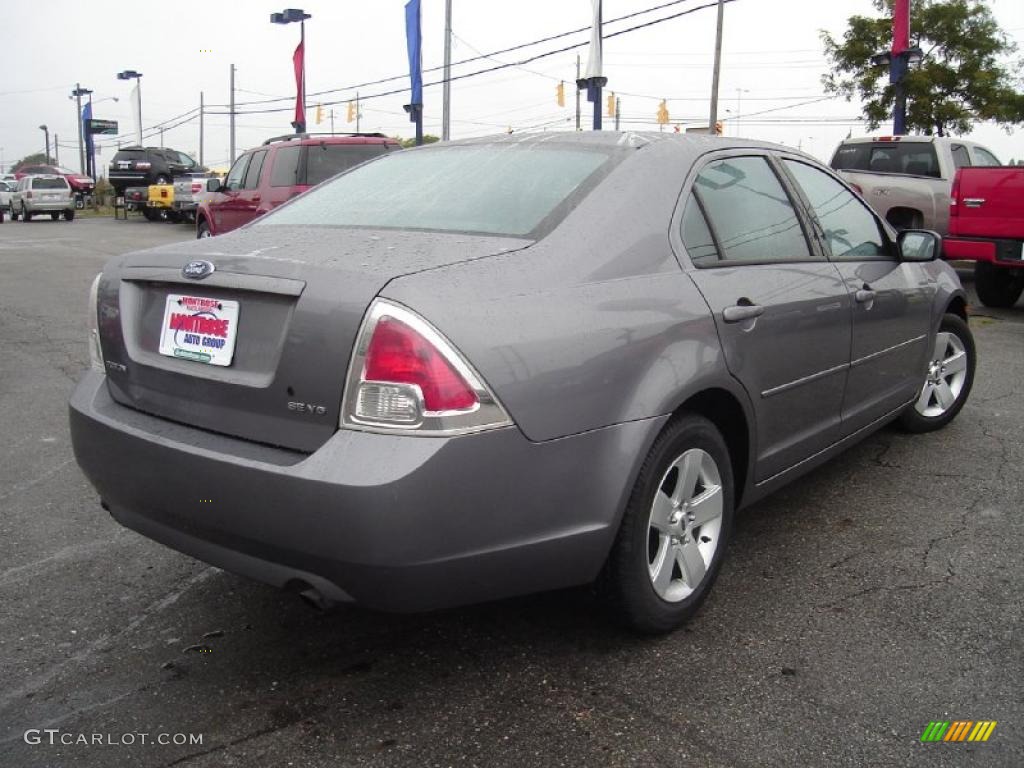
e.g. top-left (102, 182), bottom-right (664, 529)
top-left (182, 260), bottom-right (215, 280)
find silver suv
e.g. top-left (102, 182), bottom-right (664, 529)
top-left (10, 175), bottom-right (75, 222)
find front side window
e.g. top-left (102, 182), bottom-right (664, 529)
top-left (224, 155), bottom-right (250, 192)
top-left (691, 156), bottom-right (812, 264)
top-left (259, 144), bottom-right (618, 237)
top-left (177, 152), bottom-right (197, 167)
top-left (783, 160), bottom-right (887, 261)
top-left (243, 151), bottom-right (267, 190)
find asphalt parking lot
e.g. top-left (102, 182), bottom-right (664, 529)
top-left (1, 217), bottom-right (1021, 767)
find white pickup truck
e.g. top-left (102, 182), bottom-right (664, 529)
top-left (829, 136), bottom-right (1002, 236)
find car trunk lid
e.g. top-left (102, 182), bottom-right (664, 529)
top-left (99, 226), bottom-right (531, 452)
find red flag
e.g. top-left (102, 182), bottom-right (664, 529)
top-left (293, 40), bottom-right (305, 128)
top-left (892, 0), bottom-right (910, 55)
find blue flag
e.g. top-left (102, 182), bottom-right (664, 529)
top-left (405, 0), bottom-right (422, 107)
top-left (82, 101), bottom-right (94, 176)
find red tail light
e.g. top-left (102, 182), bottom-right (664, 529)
top-left (136, 162), bottom-right (152, 170)
top-left (365, 316), bottom-right (478, 411)
top-left (949, 174), bottom-right (961, 217)
top-left (192, 182), bottom-right (203, 194)
top-left (342, 300), bottom-right (512, 435)
top-left (849, 182), bottom-right (864, 196)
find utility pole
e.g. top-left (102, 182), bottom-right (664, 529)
top-left (442, 0), bottom-right (452, 141)
top-left (708, 0), bottom-right (724, 135)
top-left (329, 108), bottom-right (335, 136)
top-left (54, 134), bottom-right (59, 165)
top-left (229, 64), bottom-right (236, 162)
top-left (355, 92), bottom-right (361, 132)
top-left (159, 128), bottom-right (165, 148)
top-left (199, 91), bottom-right (205, 166)
top-left (892, 0), bottom-right (910, 135)
top-left (575, 54), bottom-right (581, 131)
top-left (615, 97), bottom-right (621, 131)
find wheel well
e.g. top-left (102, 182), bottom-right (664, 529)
top-left (946, 295), bottom-right (967, 321)
top-left (885, 207), bottom-right (924, 230)
top-left (675, 388), bottom-right (750, 507)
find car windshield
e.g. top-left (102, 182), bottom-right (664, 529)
top-left (33, 178), bottom-right (69, 189)
top-left (259, 144), bottom-right (617, 237)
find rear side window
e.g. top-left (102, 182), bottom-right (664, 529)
top-left (305, 144), bottom-right (391, 186)
top-left (783, 160), bottom-right (887, 260)
top-left (243, 150), bottom-right (267, 190)
top-left (32, 178), bottom-right (69, 190)
top-left (951, 145), bottom-right (971, 169)
top-left (691, 156), bottom-right (812, 264)
top-left (972, 147), bottom-right (1002, 167)
top-left (269, 146), bottom-right (302, 187)
top-left (259, 144), bottom-right (617, 237)
top-left (679, 196), bottom-right (719, 266)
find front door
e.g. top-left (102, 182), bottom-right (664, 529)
top-left (212, 154), bottom-right (251, 234)
top-left (780, 158), bottom-right (934, 434)
top-left (680, 154), bottom-right (852, 482)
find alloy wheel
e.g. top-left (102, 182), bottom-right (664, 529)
top-left (647, 448), bottom-right (724, 602)
top-left (914, 331), bottom-right (968, 418)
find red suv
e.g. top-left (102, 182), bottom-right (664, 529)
top-left (196, 133), bottom-right (399, 238)
top-left (16, 164), bottom-right (95, 196)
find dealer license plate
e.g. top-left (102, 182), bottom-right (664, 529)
top-left (158, 294), bottom-right (240, 366)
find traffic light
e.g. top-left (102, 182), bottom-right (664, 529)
top-left (315, 104), bottom-right (323, 124)
top-left (606, 92), bottom-right (616, 118)
top-left (347, 101), bottom-right (356, 123)
top-left (657, 100), bottom-right (669, 125)
top-left (714, 121), bottom-right (724, 135)
top-left (556, 81), bottom-right (565, 107)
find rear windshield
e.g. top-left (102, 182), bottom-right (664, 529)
top-left (830, 142), bottom-right (940, 178)
top-left (259, 144), bottom-right (616, 237)
top-left (112, 150), bottom-right (145, 161)
top-left (32, 178), bottom-right (69, 189)
top-left (305, 143), bottom-right (391, 186)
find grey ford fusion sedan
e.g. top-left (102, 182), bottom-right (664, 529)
top-left (70, 132), bottom-right (975, 633)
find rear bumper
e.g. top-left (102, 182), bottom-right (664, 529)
top-left (69, 371), bottom-right (656, 612)
top-left (25, 200), bottom-right (72, 212)
top-left (944, 236), bottom-right (1024, 268)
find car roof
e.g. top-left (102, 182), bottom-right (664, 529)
top-left (259, 132), bottom-right (400, 148)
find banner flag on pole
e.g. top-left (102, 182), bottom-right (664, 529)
top-left (584, 0), bottom-right (603, 80)
top-left (129, 83), bottom-right (141, 144)
top-left (293, 41), bottom-right (306, 129)
top-left (82, 101), bottom-right (94, 176)
top-left (405, 0), bottom-right (423, 107)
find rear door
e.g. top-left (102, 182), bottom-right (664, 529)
top-left (780, 158), bottom-right (933, 434)
top-left (265, 144), bottom-right (303, 210)
top-left (679, 153), bottom-right (852, 482)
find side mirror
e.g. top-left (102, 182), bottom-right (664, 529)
top-left (207, 178), bottom-right (222, 192)
top-left (898, 229), bottom-right (941, 262)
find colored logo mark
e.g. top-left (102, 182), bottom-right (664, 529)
top-left (921, 721), bottom-right (997, 742)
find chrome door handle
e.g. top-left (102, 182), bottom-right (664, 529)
top-left (963, 198), bottom-right (986, 208)
top-left (855, 289), bottom-right (876, 303)
top-left (722, 303), bottom-right (765, 323)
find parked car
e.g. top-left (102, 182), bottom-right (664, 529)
top-left (172, 174), bottom-right (224, 222)
top-left (108, 147), bottom-right (205, 194)
top-left (14, 164), bottom-right (95, 196)
top-left (10, 175), bottom-right (75, 221)
top-left (829, 135), bottom-right (1001, 234)
top-left (70, 133), bottom-right (974, 633)
top-left (195, 133), bottom-right (399, 237)
top-left (944, 165), bottom-right (1024, 308)
top-left (0, 180), bottom-right (12, 213)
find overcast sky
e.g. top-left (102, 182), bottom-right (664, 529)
top-left (1, 0), bottom-right (1022, 174)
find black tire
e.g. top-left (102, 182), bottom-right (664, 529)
top-left (50, 212), bottom-right (60, 221)
top-left (63, 209), bottom-right (75, 221)
top-left (142, 207), bottom-right (161, 222)
top-left (601, 414), bottom-right (735, 633)
top-left (23, 207), bottom-right (32, 222)
top-left (897, 313), bottom-right (976, 433)
top-left (196, 219), bottom-right (211, 239)
top-left (974, 262), bottom-right (1024, 309)
top-left (10, 205), bottom-right (19, 221)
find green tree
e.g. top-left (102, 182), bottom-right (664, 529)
top-left (11, 152), bottom-right (49, 172)
top-left (397, 134), bottom-right (440, 149)
top-left (822, 0), bottom-right (1024, 135)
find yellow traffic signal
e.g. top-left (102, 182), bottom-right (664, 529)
top-left (714, 121), bottom-right (724, 135)
top-left (606, 92), bottom-right (616, 117)
top-left (556, 81), bottom-right (565, 108)
top-left (347, 101), bottom-right (356, 123)
top-left (315, 104), bottom-right (323, 124)
top-left (657, 100), bottom-right (669, 125)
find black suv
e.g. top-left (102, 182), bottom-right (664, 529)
top-left (108, 147), bottom-right (205, 193)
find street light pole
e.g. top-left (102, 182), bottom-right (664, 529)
top-left (270, 9), bottom-right (312, 134)
top-left (442, 0), bottom-right (453, 141)
top-left (39, 125), bottom-right (50, 164)
top-left (708, 0), bottom-right (724, 135)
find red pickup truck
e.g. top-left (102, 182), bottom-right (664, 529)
top-left (945, 166), bottom-right (1024, 308)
